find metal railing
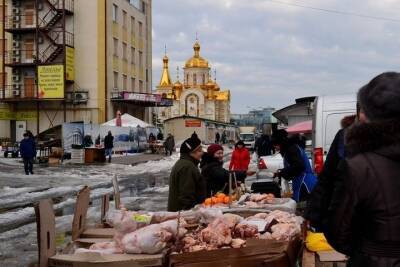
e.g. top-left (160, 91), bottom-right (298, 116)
top-left (4, 50), bottom-right (37, 65)
top-left (0, 85), bottom-right (38, 100)
top-left (47, 0), bottom-right (74, 13)
top-left (4, 15), bottom-right (36, 30)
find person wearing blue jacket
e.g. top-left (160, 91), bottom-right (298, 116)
top-left (20, 132), bottom-right (36, 175)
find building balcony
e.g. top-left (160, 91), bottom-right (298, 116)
top-left (4, 50), bottom-right (37, 67)
top-left (4, 15), bottom-right (36, 33)
top-left (0, 84), bottom-right (38, 101)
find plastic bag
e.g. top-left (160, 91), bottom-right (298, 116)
top-left (305, 231), bottom-right (333, 252)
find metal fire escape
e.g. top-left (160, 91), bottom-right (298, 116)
top-left (38, 0), bottom-right (74, 64)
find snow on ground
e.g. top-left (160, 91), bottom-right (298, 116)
top-left (0, 146), bottom-right (237, 266)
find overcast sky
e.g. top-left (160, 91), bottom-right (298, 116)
top-left (152, 0), bottom-right (400, 113)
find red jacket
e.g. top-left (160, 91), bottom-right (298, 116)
top-left (229, 147), bottom-right (250, 171)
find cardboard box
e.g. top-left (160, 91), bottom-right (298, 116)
top-left (169, 237), bottom-right (303, 267)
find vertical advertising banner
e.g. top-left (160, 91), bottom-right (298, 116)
top-left (66, 47), bottom-right (75, 81)
top-left (38, 65), bottom-right (64, 99)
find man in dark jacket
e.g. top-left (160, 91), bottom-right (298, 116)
top-left (305, 115), bottom-right (356, 231)
top-left (20, 132), bottom-right (36, 175)
top-left (167, 135), bottom-right (206, 211)
top-left (255, 134), bottom-right (273, 157)
top-left (324, 72), bottom-right (400, 267)
top-left (201, 144), bottom-right (247, 196)
top-left (164, 134), bottom-right (175, 156)
top-left (104, 131), bottom-right (114, 163)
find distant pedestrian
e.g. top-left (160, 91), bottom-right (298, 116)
top-left (168, 135), bottom-right (206, 211)
top-left (324, 72), bottom-right (400, 267)
top-left (20, 132), bottom-right (36, 175)
top-left (104, 131), bottom-right (114, 163)
top-left (148, 133), bottom-right (156, 143)
top-left (164, 134), bottom-right (175, 156)
top-left (221, 131), bottom-right (227, 144)
top-left (215, 132), bottom-right (220, 144)
top-left (157, 131), bottom-right (164, 141)
top-left (255, 134), bottom-right (273, 157)
top-left (229, 140), bottom-right (250, 172)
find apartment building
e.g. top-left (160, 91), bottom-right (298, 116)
top-left (0, 0), bottom-right (152, 141)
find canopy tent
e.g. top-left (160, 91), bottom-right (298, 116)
top-left (286, 120), bottom-right (312, 134)
top-left (102, 113), bottom-right (153, 128)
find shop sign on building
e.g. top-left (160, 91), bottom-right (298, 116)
top-left (38, 65), bottom-right (64, 99)
top-left (66, 47), bottom-right (75, 81)
top-left (185, 119), bottom-right (202, 127)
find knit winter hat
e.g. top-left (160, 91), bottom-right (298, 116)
top-left (180, 136), bottom-right (202, 154)
top-left (358, 72), bottom-right (400, 121)
top-left (207, 144), bottom-right (223, 156)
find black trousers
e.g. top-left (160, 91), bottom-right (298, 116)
top-left (23, 157), bottom-right (34, 175)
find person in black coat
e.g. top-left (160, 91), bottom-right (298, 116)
top-left (255, 134), bottom-right (273, 157)
top-left (20, 132), bottom-right (36, 175)
top-left (104, 131), bottom-right (114, 163)
top-left (305, 115), bottom-right (356, 231)
top-left (200, 144), bottom-right (246, 196)
top-left (324, 72), bottom-right (400, 267)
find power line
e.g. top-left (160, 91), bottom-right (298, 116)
top-left (265, 0), bottom-right (400, 23)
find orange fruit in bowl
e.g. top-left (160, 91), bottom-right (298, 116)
top-left (216, 192), bottom-right (226, 198)
top-left (223, 196), bottom-right (231, 204)
top-left (217, 196), bottom-right (225, 203)
top-left (204, 198), bottom-right (212, 205)
top-left (211, 197), bottom-right (218, 205)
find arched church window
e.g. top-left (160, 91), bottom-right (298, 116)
top-left (193, 74), bottom-right (197, 86)
top-left (186, 74), bottom-right (189, 85)
top-left (202, 74), bottom-right (205, 85)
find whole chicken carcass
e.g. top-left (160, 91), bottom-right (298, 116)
top-left (223, 213), bottom-right (243, 228)
top-left (234, 222), bottom-right (259, 239)
top-left (122, 219), bottom-right (186, 254)
top-left (200, 218), bottom-right (232, 247)
top-left (270, 223), bottom-right (300, 241)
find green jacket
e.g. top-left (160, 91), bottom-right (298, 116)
top-left (167, 153), bottom-right (206, 211)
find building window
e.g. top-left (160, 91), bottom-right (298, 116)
top-left (193, 74), bottom-right (197, 86)
top-left (122, 43), bottom-right (127, 60)
top-left (113, 38), bottom-right (118, 56)
top-left (122, 10), bottom-right (127, 28)
top-left (139, 80), bottom-right (143, 92)
top-left (113, 71), bottom-right (118, 89)
top-left (112, 4), bottom-right (118, 22)
top-left (186, 74), bottom-right (189, 85)
top-left (131, 47), bottom-right (135, 63)
top-left (131, 77), bottom-right (136, 91)
top-left (131, 16), bottom-right (135, 33)
top-left (146, 69), bottom-right (148, 83)
top-left (202, 74), bottom-right (206, 85)
top-left (138, 21), bottom-right (143, 37)
top-left (123, 75), bottom-right (127, 91)
top-left (138, 51), bottom-right (143, 67)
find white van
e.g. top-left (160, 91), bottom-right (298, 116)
top-left (312, 94), bottom-right (357, 174)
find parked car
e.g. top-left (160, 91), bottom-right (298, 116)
top-left (312, 94), bottom-right (356, 174)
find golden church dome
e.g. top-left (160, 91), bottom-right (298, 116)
top-left (185, 41), bottom-right (209, 68)
top-left (173, 80), bottom-right (183, 90)
top-left (205, 79), bottom-right (215, 89)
